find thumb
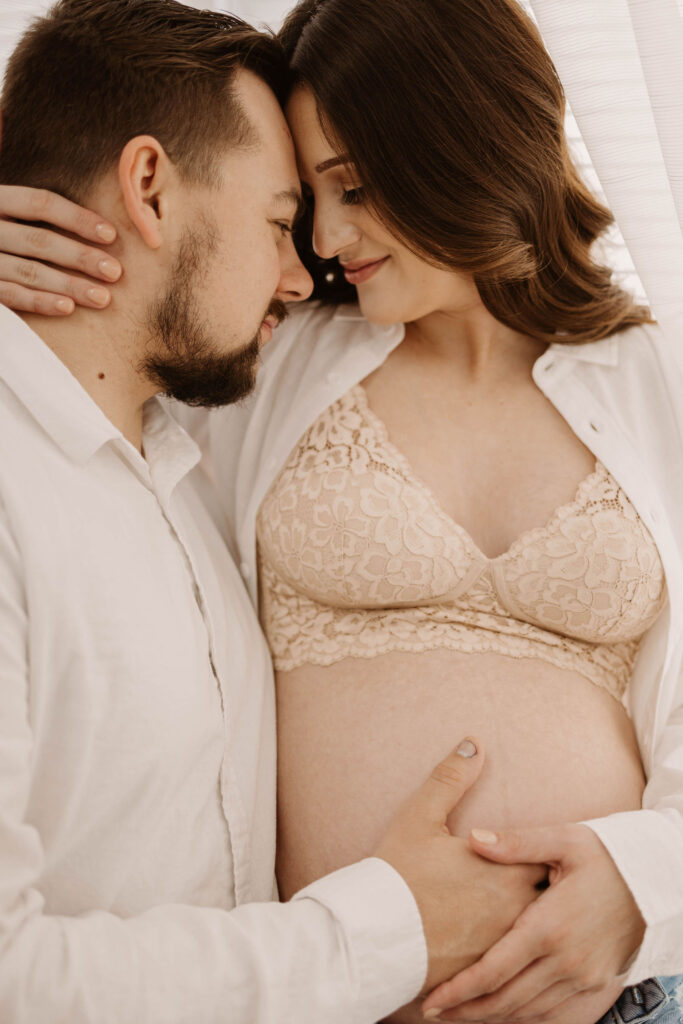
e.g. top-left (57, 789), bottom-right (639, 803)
top-left (469, 823), bottom-right (574, 865)
top-left (408, 737), bottom-right (484, 828)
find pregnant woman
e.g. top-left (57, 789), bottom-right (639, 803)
top-left (0, 1), bottom-right (682, 1022)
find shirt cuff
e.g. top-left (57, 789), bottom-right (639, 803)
top-left (292, 856), bottom-right (427, 1022)
top-left (583, 809), bottom-right (683, 983)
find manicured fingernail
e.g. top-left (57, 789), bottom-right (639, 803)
top-left (471, 828), bottom-right (498, 845)
top-left (55, 297), bottom-right (74, 313)
top-left (98, 259), bottom-right (120, 281)
top-left (87, 286), bottom-right (110, 307)
top-left (95, 223), bottom-right (116, 243)
top-left (456, 739), bottom-right (477, 759)
top-left (424, 1010), bottom-right (444, 1020)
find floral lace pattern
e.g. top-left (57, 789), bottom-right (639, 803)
top-left (257, 386), bottom-right (666, 699)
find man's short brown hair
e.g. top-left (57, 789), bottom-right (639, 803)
top-left (0, 0), bottom-right (288, 202)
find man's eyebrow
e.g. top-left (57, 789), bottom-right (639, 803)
top-left (273, 188), bottom-right (306, 224)
top-left (314, 155), bottom-right (351, 174)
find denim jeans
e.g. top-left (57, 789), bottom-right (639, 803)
top-left (597, 976), bottom-right (683, 1024)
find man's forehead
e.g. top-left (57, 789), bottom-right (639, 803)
top-left (216, 141), bottom-right (300, 195)
top-left (231, 122), bottom-right (299, 188)
top-left (233, 68), bottom-right (292, 146)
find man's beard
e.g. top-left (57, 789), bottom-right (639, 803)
top-left (141, 228), bottom-right (288, 408)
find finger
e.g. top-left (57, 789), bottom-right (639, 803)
top-left (439, 961), bottom-right (564, 1022)
top-left (0, 281), bottom-right (75, 316)
top-left (468, 824), bottom-right (576, 866)
top-left (423, 916), bottom-right (542, 1012)
top-left (0, 185), bottom-right (117, 244)
top-left (0, 254), bottom-right (112, 309)
top-left (507, 979), bottom-right (584, 1021)
top-left (0, 219), bottom-right (121, 283)
top-left (407, 738), bottom-right (484, 828)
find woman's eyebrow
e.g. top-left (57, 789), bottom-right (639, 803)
top-left (314, 155), bottom-right (351, 173)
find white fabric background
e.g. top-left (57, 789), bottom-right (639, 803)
top-left (529, 0), bottom-right (683, 353)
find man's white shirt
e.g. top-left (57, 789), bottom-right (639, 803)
top-left (0, 305), bottom-right (426, 1023)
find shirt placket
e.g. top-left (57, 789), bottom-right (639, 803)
top-left (126, 417), bottom-right (252, 905)
top-left (157, 483), bottom-right (252, 906)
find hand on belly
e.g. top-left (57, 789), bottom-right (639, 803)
top-left (419, 824), bottom-right (645, 1024)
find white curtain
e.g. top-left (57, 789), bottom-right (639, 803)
top-left (0, 1), bottom-right (51, 74)
top-left (529, 0), bottom-right (683, 350)
top-left (200, 0), bottom-right (291, 29)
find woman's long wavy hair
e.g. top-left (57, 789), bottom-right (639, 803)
top-left (280, 0), bottom-right (652, 344)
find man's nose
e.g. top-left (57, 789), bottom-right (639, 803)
top-left (277, 242), bottom-right (314, 302)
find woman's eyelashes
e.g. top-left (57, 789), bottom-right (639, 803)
top-left (299, 181), bottom-right (365, 207)
top-left (341, 185), bottom-right (365, 206)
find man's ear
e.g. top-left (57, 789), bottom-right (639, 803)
top-left (118, 136), bottom-right (172, 250)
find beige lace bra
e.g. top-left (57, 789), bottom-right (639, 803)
top-left (257, 385), bottom-right (665, 700)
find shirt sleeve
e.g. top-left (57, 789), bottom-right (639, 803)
top-left (0, 501), bottom-right (427, 1022)
top-left (583, 701), bottom-right (683, 984)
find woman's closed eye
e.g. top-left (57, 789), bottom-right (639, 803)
top-left (341, 186), bottom-right (365, 206)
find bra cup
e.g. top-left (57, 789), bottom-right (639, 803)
top-left (257, 470), bottom-right (484, 609)
top-left (491, 507), bottom-right (666, 644)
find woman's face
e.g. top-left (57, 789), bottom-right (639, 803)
top-left (286, 87), bottom-right (482, 326)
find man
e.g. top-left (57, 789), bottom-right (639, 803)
top-left (0, 1), bottom-right (542, 1020)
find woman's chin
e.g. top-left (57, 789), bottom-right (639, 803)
top-left (356, 293), bottom-right (407, 326)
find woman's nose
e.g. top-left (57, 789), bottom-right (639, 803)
top-left (312, 207), bottom-right (362, 261)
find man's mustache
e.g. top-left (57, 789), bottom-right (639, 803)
top-left (265, 298), bottom-right (289, 328)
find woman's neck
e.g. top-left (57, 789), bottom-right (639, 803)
top-left (404, 305), bottom-right (546, 383)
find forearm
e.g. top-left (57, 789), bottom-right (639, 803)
top-left (0, 860), bottom-right (425, 1024)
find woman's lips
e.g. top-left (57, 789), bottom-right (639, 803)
top-left (342, 256), bottom-right (389, 285)
top-left (259, 316), bottom-right (278, 343)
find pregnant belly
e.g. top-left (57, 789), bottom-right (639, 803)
top-left (276, 649), bottom-right (644, 1024)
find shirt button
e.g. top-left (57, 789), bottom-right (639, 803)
top-left (240, 562), bottom-right (251, 580)
top-left (544, 360), bottom-right (555, 372)
top-left (589, 419), bottom-right (603, 433)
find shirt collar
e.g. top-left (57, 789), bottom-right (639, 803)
top-left (544, 335), bottom-right (619, 366)
top-left (141, 398), bottom-right (201, 501)
top-left (332, 304), bottom-right (367, 323)
top-left (0, 307), bottom-right (200, 480)
top-left (0, 307), bottom-right (122, 464)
